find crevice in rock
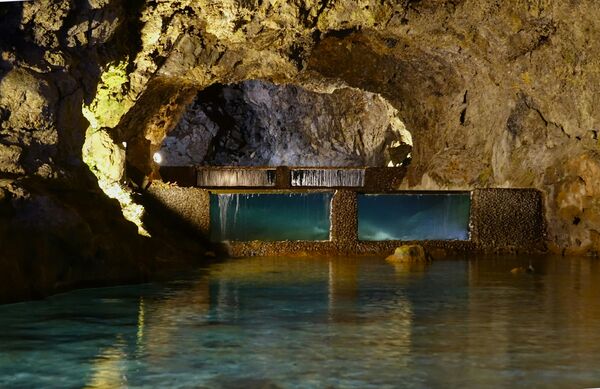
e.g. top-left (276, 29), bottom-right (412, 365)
top-left (521, 94), bottom-right (571, 139)
top-left (323, 27), bottom-right (362, 40)
top-left (459, 108), bottom-right (467, 126)
top-left (314, 0), bottom-right (333, 27)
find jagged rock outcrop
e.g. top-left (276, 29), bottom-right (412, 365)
top-left (0, 0), bottom-right (600, 303)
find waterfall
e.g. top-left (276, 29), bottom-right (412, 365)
top-left (198, 168), bottom-right (276, 187)
top-left (210, 192), bottom-right (333, 241)
top-left (291, 169), bottom-right (365, 187)
top-left (217, 194), bottom-right (235, 239)
top-left (357, 193), bottom-right (471, 241)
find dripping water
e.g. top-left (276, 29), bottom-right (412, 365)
top-left (211, 193), bottom-right (333, 241)
top-left (291, 169), bottom-right (365, 187)
top-left (198, 169), bottom-right (276, 187)
top-left (357, 193), bottom-right (471, 241)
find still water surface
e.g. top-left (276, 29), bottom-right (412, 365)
top-left (1, 256), bottom-right (600, 388)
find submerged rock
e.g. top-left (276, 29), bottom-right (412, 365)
top-left (386, 244), bottom-right (430, 263)
top-left (511, 265), bottom-right (535, 274)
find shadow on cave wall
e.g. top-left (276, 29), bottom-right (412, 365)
top-left (0, 4), bottom-right (23, 156)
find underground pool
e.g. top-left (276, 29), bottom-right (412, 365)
top-left (1, 255), bottom-right (600, 388)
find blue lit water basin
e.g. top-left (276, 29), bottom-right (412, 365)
top-left (358, 193), bottom-right (471, 241)
top-left (210, 193), bottom-right (332, 242)
top-left (1, 256), bottom-right (600, 388)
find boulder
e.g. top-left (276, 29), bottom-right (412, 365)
top-left (385, 244), bottom-right (430, 263)
top-left (511, 265), bottom-right (535, 274)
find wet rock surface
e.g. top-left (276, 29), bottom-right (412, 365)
top-left (1, 0), bottom-right (600, 301)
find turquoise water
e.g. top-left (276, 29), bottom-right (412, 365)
top-left (358, 193), bottom-right (471, 241)
top-left (2, 256), bottom-right (600, 388)
top-left (210, 193), bottom-right (332, 241)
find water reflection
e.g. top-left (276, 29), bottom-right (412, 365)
top-left (1, 256), bottom-right (600, 388)
top-left (85, 337), bottom-right (128, 389)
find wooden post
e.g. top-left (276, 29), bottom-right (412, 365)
top-left (275, 166), bottom-right (291, 189)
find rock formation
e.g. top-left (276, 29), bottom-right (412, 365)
top-left (1, 0), bottom-right (600, 301)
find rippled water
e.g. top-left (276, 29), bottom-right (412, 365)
top-left (1, 256), bottom-right (600, 388)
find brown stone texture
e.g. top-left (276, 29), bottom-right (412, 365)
top-left (146, 182), bottom-right (210, 236)
top-left (364, 167), bottom-right (408, 192)
top-left (331, 190), bottom-right (358, 244)
top-left (470, 188), bottom-right (546, 252)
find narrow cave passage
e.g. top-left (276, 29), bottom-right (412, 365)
top-left (157, 80), bottom-right (413, 168)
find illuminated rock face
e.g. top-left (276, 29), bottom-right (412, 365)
top-left (0, 0), bottom-right (599, 302)
top-left (160, 80), bottom-right (411, 167)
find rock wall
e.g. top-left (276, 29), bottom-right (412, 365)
top-left (159, 79), bottom-right (411, 167)
top-left (0, 0), bottom-right (599, 303)
top-left (0, 0), bottom-right (197, 303)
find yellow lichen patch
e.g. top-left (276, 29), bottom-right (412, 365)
top-left (82, 128), bottom-right (125, 182)
top-left (82, 59), bottom-right (149, 236)
top-left (82, 60), bottom-right (133, 130)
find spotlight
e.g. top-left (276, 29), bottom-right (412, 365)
top-left (153, 152), bottom-right (163, 164)
top-left (122, 142), bottom-right (127, 148)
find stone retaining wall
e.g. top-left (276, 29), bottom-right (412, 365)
top-left (146, 183), bottom-right (546, 257)
top-left (470, 188), bottom-right (546, 252)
